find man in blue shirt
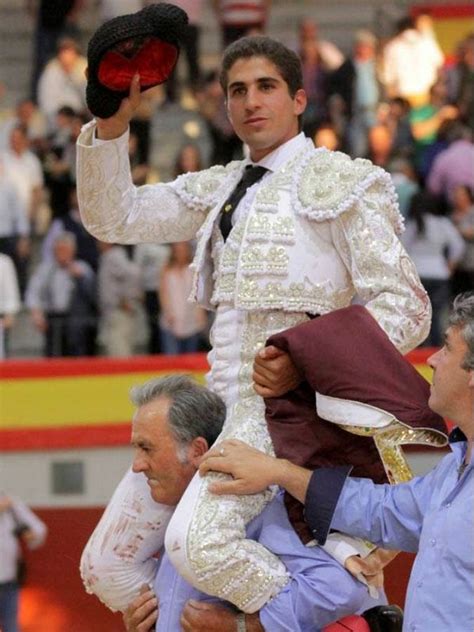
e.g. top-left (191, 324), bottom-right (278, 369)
top-left (201, 292), bottom-right (474, 632)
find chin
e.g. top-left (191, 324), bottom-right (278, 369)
top-left (428, 394), bottom-right (443, 417)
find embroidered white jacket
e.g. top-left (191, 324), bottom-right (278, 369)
top-left (77, 123), bottom-right (430, 354)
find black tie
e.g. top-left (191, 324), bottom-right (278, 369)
top-left (219, 165), bottom-right (268, 241)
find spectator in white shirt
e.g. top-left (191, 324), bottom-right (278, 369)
top-left (402, 191), bottom-right (465, 346)
top-left (0, 493), bottom-right (47, 632)
top-left (0, 253), bottom-right (20, 358)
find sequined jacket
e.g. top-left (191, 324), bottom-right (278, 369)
top-left (77, 123), bottom-right (430, 353)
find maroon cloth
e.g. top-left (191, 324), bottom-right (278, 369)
top-left (265, 305), bottom-right (446, 542)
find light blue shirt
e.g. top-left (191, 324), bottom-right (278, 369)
top-left (154, 493), bottom-right (384, 631)
top-left (330, 432), bottom-right (474, 632)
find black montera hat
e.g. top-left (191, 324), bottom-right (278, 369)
top-left (86, 3), bottom-right (188, 118)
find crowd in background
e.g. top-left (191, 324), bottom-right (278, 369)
top-left (0, 0), bottom-right (473, 359)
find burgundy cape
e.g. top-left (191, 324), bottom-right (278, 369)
top-left (265, 305), bottom-right (447, 542)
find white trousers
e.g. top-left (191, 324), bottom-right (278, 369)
top-left (163, 306), bottom-right (308, 612)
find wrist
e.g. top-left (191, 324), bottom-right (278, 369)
top-left (96, 120), bottom-right (129, 141)
top-left (273, 458), bottom-right (294, 488)
top-left (274, 459), bottom-right (311, 504)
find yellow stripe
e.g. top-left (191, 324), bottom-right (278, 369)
top-left (2, 366), bottom-right (431, 430)
top-left (413, 364), bottom-right (432, 382)
top-left (434, 17), bottom-right (474, 55)
top-left (1, 371), bottom-right (206, 430)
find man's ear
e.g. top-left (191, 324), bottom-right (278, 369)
top-left (189, 436), bottom-right (209, 466)
top-left (468, 370), bottom-right (474, 388)
top-left (293, 88), bottom-right (307, 117)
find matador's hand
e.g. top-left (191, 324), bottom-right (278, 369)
top-left (95, 72), bottom-right (142, 140)
top-left (345, 549), bottom-right (399, 589)
top-left (253, 345), bottom-right (302, 398)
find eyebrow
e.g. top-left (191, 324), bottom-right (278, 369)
top-left (228, 76), bottom-right (281, 91)
top-left (130, 437), bottom-right (153, 449)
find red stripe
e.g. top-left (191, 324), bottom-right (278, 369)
top-left (0, 423), bottom-right (132, 451)
top-left (0, 353), bottom-right (209, 379)
top-left (406, 348), bottom-right (436, 365)
top-left (411, 4), bottom-right (474, 18)
top-left (0, 350), bottom-right (431, 380)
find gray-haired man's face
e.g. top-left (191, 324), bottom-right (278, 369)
top-left (130, 397), bottom-right (197, 506)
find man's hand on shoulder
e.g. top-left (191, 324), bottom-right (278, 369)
top-left (123, 585), bottom-right (158, 632)
top-left (199, 439), bottom-right (286, 495)
top-left (253, 345), bottom-right (302, 398)
top-left (180, 600), bottom-right (263, 632)
top-left (95, 73), bottom-right (142, 140)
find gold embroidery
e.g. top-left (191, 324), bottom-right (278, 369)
top-left (343, 422), bottom-right (447, 484)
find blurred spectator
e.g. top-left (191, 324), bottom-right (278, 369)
top-left (134, 243), bottom-right (170, 354)
top-left (43, 107), bottom-right (84, 219)
top-left (174, 142), bottom-right (203, 176)
top-left (0, 99), bottom-right (47, 153)
top-left (37, 37), bottom-right (87, 131)
top-left (382, 16), bottom-right (443, 106)
top-left (388, 157), bottom-right (420, 218)
top-left (97, 243), bottom-right (142, 357)
top-left (451, 185), bottom-right (474, 295)
top-left (0, 157), bottom-right (30, 297)
top-left (2, 125), bottom-right (44, 228)
top-left (313, 123), bottom-right (341, 151)
top-left (196, 70), bottom-right (242, 165)
top-left (164, 0), bottom-right (204, 104)
top-left (329, 29), bottom-right (380, 157)
top-left (0, 254), bottom-right (20, 359)
top-left (28, 0), bottom-right (83, 101)
top-left (444, 33), bottom-right (474, 129)
top-left (385, 97), bottom-right (415, 159)
top-left (427, 122), bottom-right (474, 203)
top-left (297, 18), bottom-right (344, 72)
top-left (367, 123), bottom-right (392, 167)
top-left (98, 0), bottom-right (143, 22)
top-left (409, 79), bottom-right (458, 171)
top-left (159, 242), bottom-right (207, 354)
top-left (454, 34), bottom-right (474, 130)
top-left (414, 12), bottom-right (444, 72)
top-left (128, 130), bottom-right (149, 186)
top-left (0, 492), bottom-right (47, 632)
top-left (41, 187), bottom-right (99, 271)
top-left (25, 231), bottom-right (97, 357)
top-left (212, 0), bottom-right (271, 48)
top-left (299, 37), bottom-right (328, 135)
top-left (402, 191), bottom-right (465, 346)
top-left (416, 117), bottom-right (455, 182)
top-left (129, 86), bottom-right (162, 165)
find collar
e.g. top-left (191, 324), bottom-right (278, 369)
top-left (449, 427), bottom-right (467, 444)
top-left (449, 427), bottom-right (473, 468)
top-left (247, 132), bottom-right (310, 173)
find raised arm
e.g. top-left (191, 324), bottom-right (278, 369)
top-left (76, 76), bottom-right (209, 245)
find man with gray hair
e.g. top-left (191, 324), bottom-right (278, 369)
top-left (25, 230), bottom-right (96, 356)
top-left (81, 374), bottom-right (226, 614)
top-left (201, 292), bottom-right (474, 632)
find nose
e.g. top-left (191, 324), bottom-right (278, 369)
top-left (427, 349), bottom-right (439, 369)
top-left (245, 85), bottom-right (261, 110)
top-left (132, 451), bottom-right (146, 474)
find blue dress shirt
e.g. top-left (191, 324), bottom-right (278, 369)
top-left (305, 429), bottom-right (474, 632)
top-left (154, 492), bottom-right (384, 631)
